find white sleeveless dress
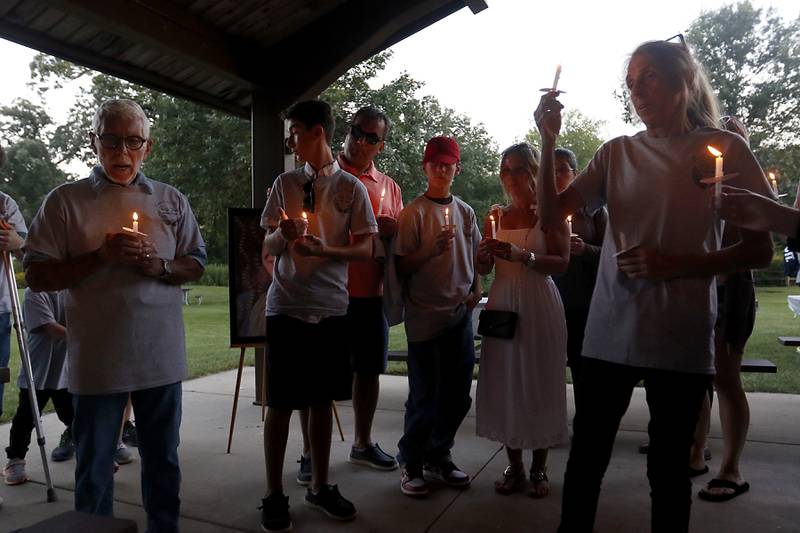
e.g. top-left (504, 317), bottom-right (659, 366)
top-left (476, 223), bottom-right (569, 449)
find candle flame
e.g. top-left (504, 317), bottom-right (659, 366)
top-left (567, 215), bottom-right (572, 223)
top-left (445, 207), bottom-right (449, 216)
top-left (707, 145), bottom-right (722, 157)
top-left (301, 211), bottom-right (308, 220)
top-left (381, 187), bottom-right (386, 198)
top-left (769, 172), bottom-right (776, 180)
top-left (132, 212), bottom-right (139, 221)
top-left (489, 214), bottom-right (495, 222)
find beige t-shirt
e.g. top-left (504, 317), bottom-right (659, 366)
top-left (395, 195), bottom-right (481, 343)
top-left (573, 127), bottom-right (775, 374)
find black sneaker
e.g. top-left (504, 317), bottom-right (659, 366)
top-left (122, 420), bottom-right (138, 447)
top-left (304, 484), bottom-right (357, 521)
top-left (259, 493), bottom-right (291, 532)
top-left (348, 442), bottom-right (399, 471)
top-left (51, 427), bottom-right (75, 462)
top-left (296, 455), bottom-right (311, 486)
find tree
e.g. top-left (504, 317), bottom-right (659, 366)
top-left (322, 52), bottom-right (503, 219)
top-left (525, 109), bottom-right (605, 170)
top-left (0, 99), bottom-right (68, 221)
top-left (687, 1), bottom-right (800, 195)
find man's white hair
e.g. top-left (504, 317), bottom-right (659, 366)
top-left (92, 99), bottom-right (150, 137)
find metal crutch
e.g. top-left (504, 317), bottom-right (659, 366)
top-left (1, 224), bottom-right (57, 502)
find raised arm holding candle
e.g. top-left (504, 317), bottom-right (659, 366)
top-left (534, 40), bottom-right (773, 532)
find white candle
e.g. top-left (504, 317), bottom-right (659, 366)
top-left (552, 64), bottom-right (562, 91)
top-left (490, 215), bottom-right (496, 239)
top-left (707, 145), bottom-right (723, 209)
top-left (444, 207), bottom-right (450, 228)
top-left (567, 215), bottom-right (573, 235)
top-left (770, 172), bottom-right (778, 194)
top-left (301, 211), bottom-right (308, 235)
top-left (132, 212), bottom-right (139, 233)
top-left (377, 187), bottom-right (386, 216)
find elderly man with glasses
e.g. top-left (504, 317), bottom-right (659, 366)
top-left (24, 99), bottom-right (206, 532)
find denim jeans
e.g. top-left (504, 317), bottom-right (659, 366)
top-left (74, 382), bottom-right (182, 533)
top-left (558, 358), bottom-right (711, 533)
top-left (0, 312), bottom-right (11, 417)
top-left (397, 314), bottom-right (475, 467)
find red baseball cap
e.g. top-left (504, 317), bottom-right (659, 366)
top-left (423, 136), bottom-right (460, 165)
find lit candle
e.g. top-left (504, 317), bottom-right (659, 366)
top-left (707, 145), bottom-right (723, 209)
top-left (567, 214), bottom-right (573, 235)
top-left (377, 187), bottom-right (386, 216)
top-left (769, 172), bottom-right (778, 194)
top-left (301, 211), bottom-right (308, 234)
top-left (444, 207), bottom-right (450, 228)
top-left (551, 64), bottom-right (562, 92)
top-left (132, 212), bottom-right (139, 233)
top-left (490, 215), bottom-right (496, 239)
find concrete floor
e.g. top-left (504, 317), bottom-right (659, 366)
top-left (1, 369), bottom-right (799, 532)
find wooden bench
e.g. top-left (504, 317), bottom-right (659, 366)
top-left (389, 352), bottom-right (776, 373)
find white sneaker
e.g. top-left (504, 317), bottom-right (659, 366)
top-left (114, 442), bottom-right (134, 465)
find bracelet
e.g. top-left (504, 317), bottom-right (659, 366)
top-left (524, 251), bottom-right (536, 268)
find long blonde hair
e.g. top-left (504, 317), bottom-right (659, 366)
top-left (629, 40), bottom-right (721, 131)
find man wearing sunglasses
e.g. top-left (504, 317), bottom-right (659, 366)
top-left (24, 99), bottom-right (206, 532)
top-left (335, 107), bottom-right (403, 473)
top-left (260, 100), bottom-right (377, 530)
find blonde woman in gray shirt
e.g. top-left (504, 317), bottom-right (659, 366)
top-left (535, 39), bottom-right (774, 533)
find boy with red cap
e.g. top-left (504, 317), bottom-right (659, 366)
top-left (394, 136), bottom-right (482, 497)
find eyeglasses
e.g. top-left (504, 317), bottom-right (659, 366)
top-left (92, 133), bottom-right (148, 150)
top-left (349, 124), bottom-right (383, 145)
top-left (664, 33), bottom-right (688, 49)
top-left (302, 179), bottom-right (315, 213)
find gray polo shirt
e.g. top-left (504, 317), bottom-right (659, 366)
top-left (261, 161), bottom-right (377, 319)
top-left (23, 167), bottom-right (207, 394)
top-left (18, 290), bottom-right (67, 390)
top-left (573, 127), bottom-right (774, 374)
top-left (395, 195), bottom-right (481, 343)
top-left (0, 193), bottom-right (27, 314)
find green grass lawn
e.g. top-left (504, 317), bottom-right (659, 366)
top-left (2, 285), bottom-right (800, 424)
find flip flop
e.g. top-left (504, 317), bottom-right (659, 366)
top-left (698, 478), bottom-right (750, 502)
top-left (689, 465), bottom-right (709, 478)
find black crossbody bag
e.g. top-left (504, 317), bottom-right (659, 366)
top-left (477, 309), bottom-right (518, 339)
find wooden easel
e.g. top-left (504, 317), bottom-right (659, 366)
top-left (226, 344), bottom-right (345, 454)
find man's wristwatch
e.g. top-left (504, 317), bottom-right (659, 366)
top-left (159, 258), bottom-right (173, 279)
top-left (524, 251), bottom-right (536, 268)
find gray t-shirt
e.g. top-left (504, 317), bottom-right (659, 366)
top-left (573, 127), bottom-right (774, 374)
top-left (395, 195), bottom-right (481, 342)
top-left (18, 290), bottom-right (67, 390)
top-left (0, 193), bottom-right (28, 314)
top-left (23, 167), bottom-right (207, 394)
top-left (261, 161), bottom-right (377, 319)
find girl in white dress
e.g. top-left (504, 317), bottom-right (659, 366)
top-left (476, 143), bottom-right (570, 497)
